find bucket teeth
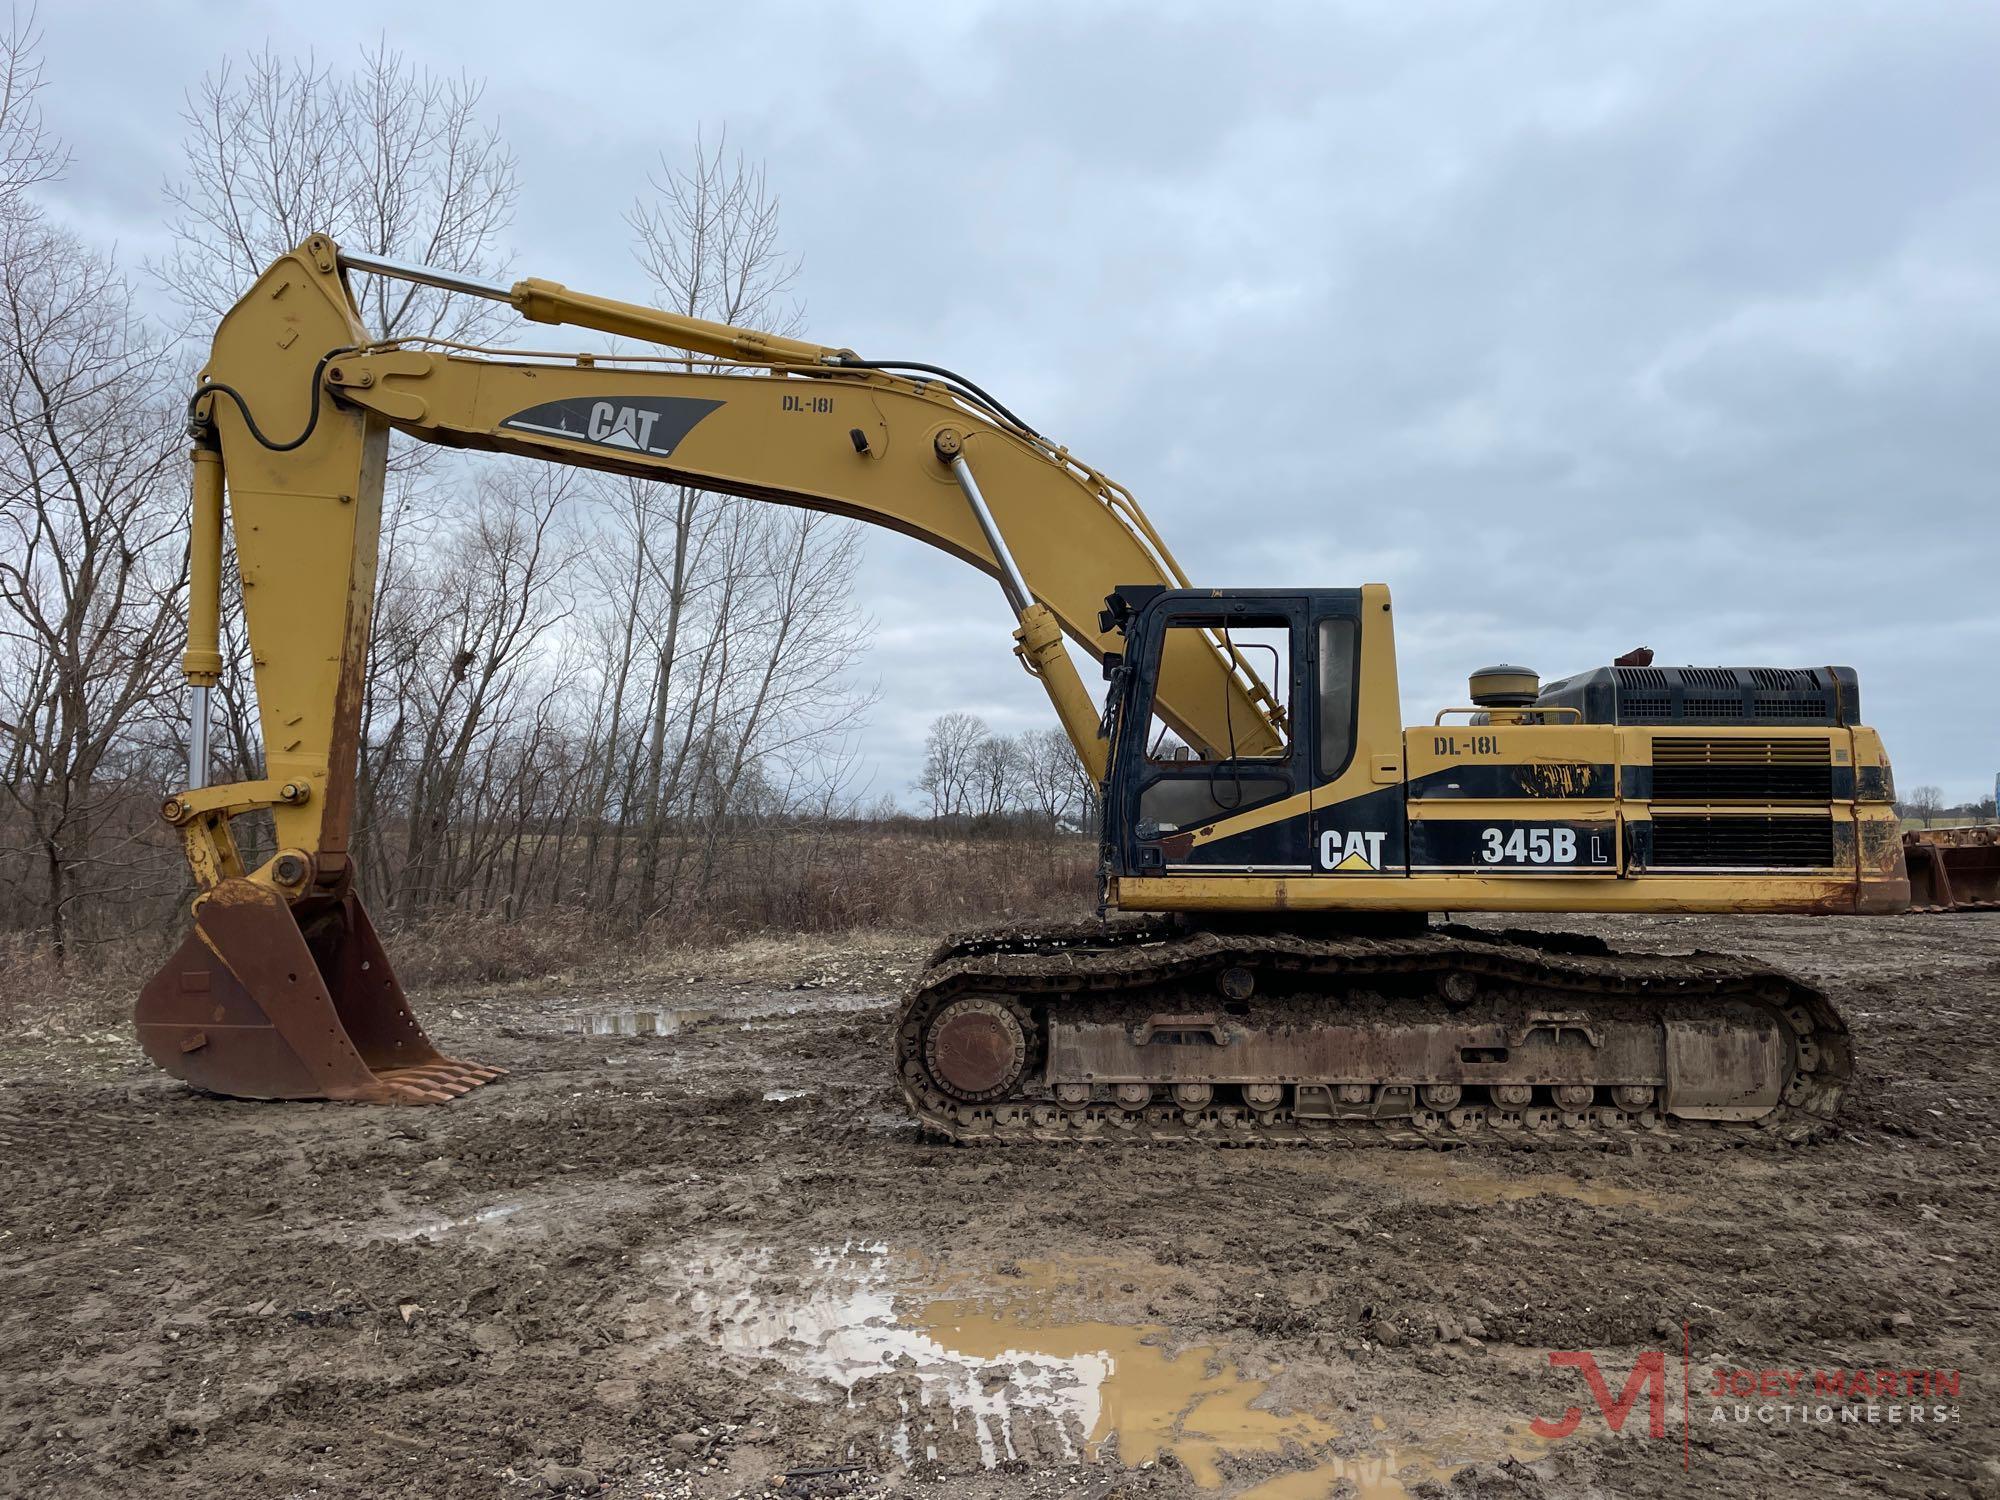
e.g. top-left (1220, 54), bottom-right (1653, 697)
top-left (396, 1064), bottom-right (469, 1084)
top-left (373, 1062), bottom-right (505, 1103)
top-left (135, 883), bottom-right (508, 1107)
top-left (386, 1070), bottom-right (483, 1095)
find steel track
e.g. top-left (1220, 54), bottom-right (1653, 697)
top-left (894, 921), bottom-right (1851, 1147)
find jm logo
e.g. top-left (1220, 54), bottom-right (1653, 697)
top-left (1531, 1351), bottom-right (1669, 1440)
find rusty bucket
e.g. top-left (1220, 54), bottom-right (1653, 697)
top-left (135, 879), bottom-right (502, 1103)
top-left (1903, 826), bottom-right (2000, 912)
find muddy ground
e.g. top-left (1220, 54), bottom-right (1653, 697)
top-left (2, 913), bottom-right (1995, 1499)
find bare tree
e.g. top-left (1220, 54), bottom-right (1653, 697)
top-left (0, 224), bottom-right (184, 953)
top-left (156, 40), bottom-right (517, 341)
top-left (614, 128), bottom-right (868, 923)
top-left (625, 481), bottom-right (721, 919)
top-left (686, 508), bottom-right (872, 876)
top-left (1905, 785), bottom-right (1945, 829)
top-left (1, 60), bottom-right (909, 956)
top-left (574, 476), bottom-right (666, 904)
top-left (391, 466), bottom-right (581, 917)
top-left (916, 712), bottom-right (989, 819)
top-left (0, 8), bottom-right (64, 220)
top-left (1056, 731), bottom-right (1103, 837)
top-left (970, 732), bottom-right (1022, 819)
top-left (1018, 725), bottom-right (1096, 832)
top-left (627, 126), bottom-right (802, 344)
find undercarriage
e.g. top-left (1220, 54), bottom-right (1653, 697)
top-left (895, 920), bottom-right (1851, 1146)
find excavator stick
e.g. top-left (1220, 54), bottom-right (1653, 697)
top-left (1904, 827), bottom-right (2000, 912)
top-left (135, 881), bottom-right (503, 1103)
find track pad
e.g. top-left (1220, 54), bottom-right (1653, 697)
top-left (1661, 1015), bottom-right (1786, 1120)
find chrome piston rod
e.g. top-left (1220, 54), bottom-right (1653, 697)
top-left (335, 249), bottom-right (512, 302)
top-left (187, 685), bottom-right (210, 791)
top-left (946, 452), bottom-right (1032, 616)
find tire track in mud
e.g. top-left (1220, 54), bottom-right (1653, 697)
top-left (1, 918), bottom-right (1995, 1498)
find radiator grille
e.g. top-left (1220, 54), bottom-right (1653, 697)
top-left (1650, 815), bottom-right (1835, 868)
top-left (1683, 696), bottom-right (1745, 719)
top-left (1578, 666), bottom-right (1850, 725)
top-left (1756, 694), bottom-right (1831, 720)
top-left (1651, 736), bottom-right (1834, 802)
top-left (1623, 694), bottom-right (1673, 721)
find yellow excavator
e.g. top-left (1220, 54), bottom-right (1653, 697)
top-left (136, 235), bottom-right (1994, 1141)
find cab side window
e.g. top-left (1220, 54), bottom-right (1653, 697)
top-left (1316, 617), bottom-right (1358, 779)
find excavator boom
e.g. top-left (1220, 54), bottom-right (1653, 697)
top-left (137, 235), bottom-right (1282, 1101)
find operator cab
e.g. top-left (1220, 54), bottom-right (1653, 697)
top-left (1100, 585), bottom-right (1404, 879)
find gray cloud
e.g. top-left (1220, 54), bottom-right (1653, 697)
top-left (37, 0), bottom-right (2000, 801)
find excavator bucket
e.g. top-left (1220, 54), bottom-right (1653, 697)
top-left (135, 879), bottom-right (503, 1103)
top-left (1903, 827), bottom-right (2000, 912)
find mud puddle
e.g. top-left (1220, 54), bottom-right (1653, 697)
top-left (582, 1007), bottom-right (717, 1037)
top-left (644, 1241), bottom-right (1540, 1496)
top-left (1373, 1152), bottom-right (1672, 1210)
top-left (327, 1182), bottom-right (623, 1246)
top-left (369, 1199), bottom-right (525, 1241)
top-left (580, 991), bottom-right (887, 1036)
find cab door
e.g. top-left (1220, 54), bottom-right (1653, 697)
top-left (1306, 593), bottom-right (1409, 877)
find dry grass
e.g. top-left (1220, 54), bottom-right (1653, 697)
top-left (395, 830), bottom-right (1094, 986)
top-left (674, 828), bottom-right (1095, 936)
top-left (0, 829), bottom-right (1098, 1025)
top-left (0, 931), bottom-right (172, 1035)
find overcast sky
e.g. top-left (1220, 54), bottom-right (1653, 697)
top-left (37, 1), bottom-right (2000, 803)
